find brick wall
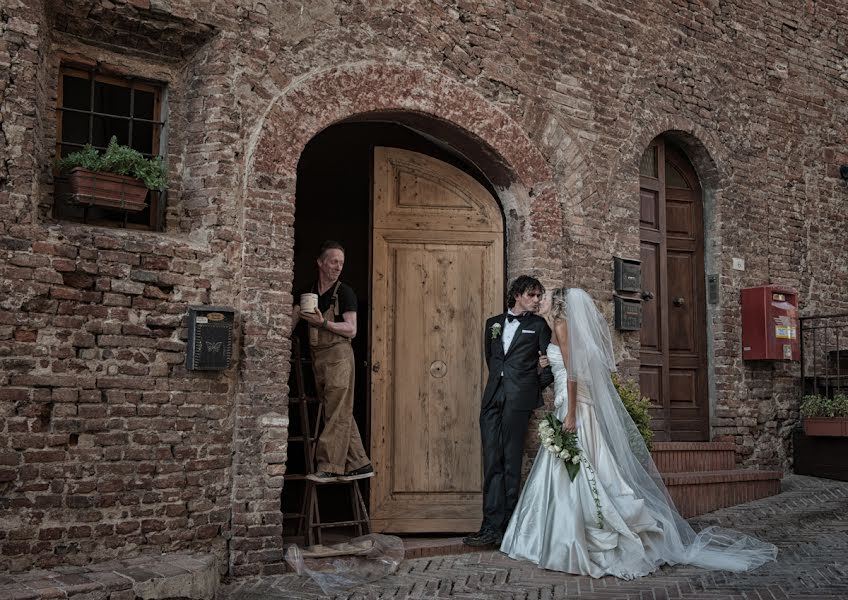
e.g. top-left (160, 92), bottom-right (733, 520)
top-left (1, 0), bottom-right (846, 575)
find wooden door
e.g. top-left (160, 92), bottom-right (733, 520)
top-left (371, 147), bottom-right (503, 532)
top-left (639, 140), bottom-right (709, 441)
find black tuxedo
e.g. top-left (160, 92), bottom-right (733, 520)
top-left (478, 311), bottom-right (554, 535)
top-left (483, 313), bottom-right (554, 410)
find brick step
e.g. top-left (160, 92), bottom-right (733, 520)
top-left (661, 468), bottom-right (783, 518)
top-left (402, 536), bottom-right (478, 559)
top-left (651, 441), bottom-right (736, 473)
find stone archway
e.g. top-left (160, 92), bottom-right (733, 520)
top-left (229, 62), bottom-right (564, 575)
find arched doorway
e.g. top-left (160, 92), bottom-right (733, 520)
top-left (289, 121), bottom-right (504, 534)
top-left (639, 137), bottom-right (709, 442)
top-left (238, 62), bottom-right (565, 573)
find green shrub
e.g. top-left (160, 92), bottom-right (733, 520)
top-left (613, 374), bottom-right (654, 450)
top-left (800, 394), bottom-right (848, 418)
top-left (57, 136), bottom-right (167, 191)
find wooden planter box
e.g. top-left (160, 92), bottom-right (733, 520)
top-left (65, 167), bottom-right (149, 212)
top-left (794, 429), bottom-right (848, 481)
top-left (803, 417), bottom-right (848, 437)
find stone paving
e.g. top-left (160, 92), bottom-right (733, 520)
top-left (218, 475), bottom-right (848, 600)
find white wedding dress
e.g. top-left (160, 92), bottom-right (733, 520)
top-left (501, 343), bottom-right (664, 578)
top-left (500, 288), bottom-right (777, 579)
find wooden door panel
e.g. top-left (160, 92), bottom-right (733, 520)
top-left (667, 252), bottom-right (695, 352)
top-left (391, 245), bottom-right (432, 494)
top-left (640, 141), bottom-right (708, 441)
top-left (373, 231), bottom-right (500, 530)
top-left (372, 147), bottom-right (503, 532)
top-left (425, 245), bottom-right (485, 493)
top-left (374, 147), bottom-right (503, 233)
top-left (669, 369), bottom-right (697, 405)
top-left (666, 200), bottom-right (694, 238)
top-left (640, 189), bottom-right (660, 229)
top-left (640, 242), bottom-right (661, 352)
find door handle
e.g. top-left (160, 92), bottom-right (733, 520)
top-left (673, 297), bottom-right (685, 307)
top-left (641, 290), bottom-right (654, 301)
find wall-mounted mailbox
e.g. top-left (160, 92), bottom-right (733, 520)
top-left (186, 306), bottom-right (235, 370)
top-left (614, 257), bottom-right (641, 293)
top-left (741, 285), bottom-right (799, 361)
top-left (614, 296), bottom-right (642, 331)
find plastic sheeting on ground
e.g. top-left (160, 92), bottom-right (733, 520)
top-left (284, 534), bottom-right (405, 595)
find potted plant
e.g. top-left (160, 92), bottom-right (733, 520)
top-left (613, 374), bottom-right (654, 450)
top-left (56, 136), bottom-right (167, 212)
top-left (801, 394), bottom-right (848, 436)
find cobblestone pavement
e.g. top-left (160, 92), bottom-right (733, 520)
top-left (219, 475), bottom-right (848, 600)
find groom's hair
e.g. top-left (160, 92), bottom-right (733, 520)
top-left (507, 275), bottom-right (545, 309)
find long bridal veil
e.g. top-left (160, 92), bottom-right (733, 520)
top-left (564, 288), bottom-right (777, 572)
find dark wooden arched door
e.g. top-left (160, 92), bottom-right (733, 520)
top-left (639, 140), bottom-right (709, 441)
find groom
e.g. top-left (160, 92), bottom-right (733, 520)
top-left (464, 275), bottom-right (554, 547)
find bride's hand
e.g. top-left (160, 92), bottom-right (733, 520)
top-left (538, 352), bottom-right (549, 369)
top-left (563, 414), bottom-right (577, 433)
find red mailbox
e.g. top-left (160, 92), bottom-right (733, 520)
top-left (741, 285), bottom-right (800, 361)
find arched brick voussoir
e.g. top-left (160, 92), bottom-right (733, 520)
top-left (248, 62), bottom-right (554, 191)
top-left (616, 113), bottom-right (727, 188)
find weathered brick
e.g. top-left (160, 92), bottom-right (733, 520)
top-left (1, 0), bottom-right (845, 578)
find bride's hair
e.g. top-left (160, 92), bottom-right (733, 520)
top-left (549, 287), bottom-right (568, 321)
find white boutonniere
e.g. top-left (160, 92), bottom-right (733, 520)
top-left (490, 323), bottom-right (502, 340)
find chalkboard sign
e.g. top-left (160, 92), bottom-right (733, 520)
top-left (186, 306), bottom-right (235, 370)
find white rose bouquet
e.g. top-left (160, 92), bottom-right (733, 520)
top-left (538, 413), bottom-right (582, 481)
top-left (538, 412), bottom-right (604, 528)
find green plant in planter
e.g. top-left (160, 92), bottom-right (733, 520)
top-left (612, 374), bottom-right (654, 450)
top-left (57, 136), bottom-right (167, 191)
top-left (800, 394), bottom-right (848, 418)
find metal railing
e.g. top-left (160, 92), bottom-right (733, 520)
top-left (800, 313), bottom-right (848, 397)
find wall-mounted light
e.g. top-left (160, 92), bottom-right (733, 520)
top-left (840, 165), bottom-right (848, 181)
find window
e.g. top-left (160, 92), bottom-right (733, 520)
top-left (55, 64), bottom-right (167, 230)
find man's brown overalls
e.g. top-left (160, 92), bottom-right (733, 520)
top-left (309, 282), bottom-right (369, 474)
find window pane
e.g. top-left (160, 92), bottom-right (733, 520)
top-left (132, 121), bottom-right (154, 154)
top-left (640, 146), bottom-right (658, 178)
top-left (62, 75), bottom-right (91, 110)
top-left (62, 111), bottom-right (89, 146)
top-left (93, 81), bottom-right (131, 116)
top-left (134, 90), bottom-right (155, 120)
top-left (665, 162), bottom-right (691, 188)
top-left (92, 115), bottom-right (129, 148)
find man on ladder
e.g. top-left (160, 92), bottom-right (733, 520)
top-left (294, 240), bottom-right (374, 482)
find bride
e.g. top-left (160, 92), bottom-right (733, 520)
top-left (500, 287), bottom-right (777, 579)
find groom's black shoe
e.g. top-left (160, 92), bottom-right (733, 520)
top-left (462, 529), bottom-right (502, 547)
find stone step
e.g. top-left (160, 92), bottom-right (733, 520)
top-left (661, 468), bottom-right (783, 518)
top-left (651, 441), bottom-right (736, 473)
top-left (0, 552), bottom-right (217, 600)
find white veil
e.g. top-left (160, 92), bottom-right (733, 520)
top-left (564, 288), bottom-right (777, 572)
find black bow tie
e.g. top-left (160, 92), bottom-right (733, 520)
top-left (507, 312), bottom-right (527, 323)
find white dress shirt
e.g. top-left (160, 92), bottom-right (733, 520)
top-left (502, 310), bottom-right (522, 354)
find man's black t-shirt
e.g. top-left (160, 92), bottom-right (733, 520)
top-left (297, 281), bottom-right (357, 323)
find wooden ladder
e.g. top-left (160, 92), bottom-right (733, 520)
top-left (283, 336), bottom-right (370, 546)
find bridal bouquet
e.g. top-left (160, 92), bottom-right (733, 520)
top-left (538, 413), bottom-right (582, 481)
top-left (538, 412), bottom-right (604, 528)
